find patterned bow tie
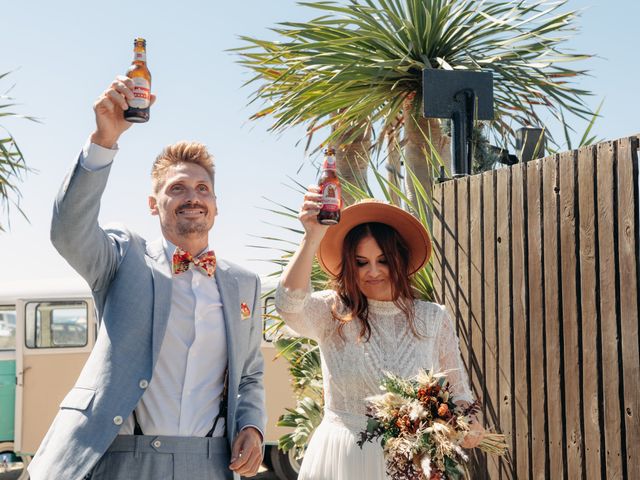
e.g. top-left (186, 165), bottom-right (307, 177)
top-left (172, 247), bottom-right (217, 277)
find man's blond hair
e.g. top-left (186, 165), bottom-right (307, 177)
top-left (151, 141), bottom-right (215, 192)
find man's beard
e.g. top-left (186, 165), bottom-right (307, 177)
top-left (176, 220), bottom-right (209, 236)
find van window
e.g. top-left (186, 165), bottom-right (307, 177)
top-left (25, 301), bottom-right (88, 348)
top-left (0, 306), bottom-right (16, 351)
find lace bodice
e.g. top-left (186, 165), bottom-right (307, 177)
top-left (275, 285), bottom-right (474, 420)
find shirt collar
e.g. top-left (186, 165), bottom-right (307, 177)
top-left (162, 238), bottom-right (211, 263)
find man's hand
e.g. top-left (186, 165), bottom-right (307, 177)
top-left (90, 76), bottom-right (157, 148)
top-left (229, 427), bottom-right (263, 477)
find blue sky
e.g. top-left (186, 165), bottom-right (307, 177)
top-left (1, 0), bottom-right (638, 282)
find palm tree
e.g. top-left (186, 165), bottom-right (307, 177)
top-left (237, 0), bottom-right (592, 214)
top-left (0, 71), bottom-right (34, 231)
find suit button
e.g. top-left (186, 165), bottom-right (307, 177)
top-left (152, 440), bottom-right (162, 448)
top-left (139, 379), bottom-right (149, 389)
top-left (113, 416), bottom-right (123, 425)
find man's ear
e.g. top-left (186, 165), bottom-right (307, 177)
top-left (148, 195), bottom-right (159, 216)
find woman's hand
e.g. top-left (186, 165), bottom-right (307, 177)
top-left (281, 185), bottom-right (331, 291)
top-left (298, 185), bottom-right (330, 243)
top-left (461, 419), bottom-right (486, 449)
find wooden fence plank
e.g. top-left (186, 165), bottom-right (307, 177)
top-left (577, 144), bottom-right (603, 480)
top-left (542, 155), bottom-right (565, 479)
top-left (432, 184), bottom-right (444, 305)
top-left (526, 159), bottom-right (547, 479)
top-left (469, 174), bottom-right (487, 474)
top-left (482, 171), bottom-right (501, 479)
top-left (470, 175), bottom-right (484, 397)
top-left (457, 177), bottom-right (471, 376)
top-left (597, 141), bottom-right (624, 479)
top-left (560, 152), bottom-right (582, 479)
top-left (616, 137), bottom-right (640, 479)
top-left (496, 167), bottom-right (514, 478)
top-left (443, 178), bottom-right (457, 315)
top-left (511, 163), bottom-right (530, 478)
top-left (559, 150), bottom-right (584, 479)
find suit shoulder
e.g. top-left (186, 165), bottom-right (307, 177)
top-left (103, 221), bottom-right (134, 238)
top-left (219, 259), bottom-right (260, 281)
top-left (102, 222), bottom-right (147, 250)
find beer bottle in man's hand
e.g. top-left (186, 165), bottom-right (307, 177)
top-left (317, 147), bottom-right (341, 225)
top-left (124, 38), bottom-right (152, 123)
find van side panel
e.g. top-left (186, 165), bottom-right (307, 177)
top-left (0, 359), bottom-right (16, 442)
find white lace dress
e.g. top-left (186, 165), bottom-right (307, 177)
top-left (275, 285), bottom-right (474, 480)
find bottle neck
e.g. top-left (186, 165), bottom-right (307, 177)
top-left (322, 155), bottom-right (337, 171)
top-left (132, 48), bottom-right (147, 64)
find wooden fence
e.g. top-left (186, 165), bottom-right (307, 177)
top-left (432, 136), bottom-right (640, 479)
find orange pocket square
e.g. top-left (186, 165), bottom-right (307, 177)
top-left (240, 302), bottom-right (251, 319)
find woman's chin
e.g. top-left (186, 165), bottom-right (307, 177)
top-left (362, 289), bottom-right (393, 302)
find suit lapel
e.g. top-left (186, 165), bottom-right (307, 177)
top-left (145, 237), bottom-right (173, 367)
top-left (215, 261), bottom-right (240, 390)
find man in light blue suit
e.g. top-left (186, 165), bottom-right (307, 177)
top-left (28, 76), bottom-right (266, 479)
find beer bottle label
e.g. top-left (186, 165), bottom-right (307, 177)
top-left (129, 78), bottom-right (151, 109)
top-left (321, 182), bottom-right (341, 211)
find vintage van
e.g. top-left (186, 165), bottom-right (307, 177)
top-left (0, 277), bottom-right (301, 479)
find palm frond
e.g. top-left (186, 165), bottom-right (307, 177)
top-left (0, 71), bottom-right (37, 231)
top-left (235, 0), bottom-right (592, 154)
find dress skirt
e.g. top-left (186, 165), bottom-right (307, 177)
top-left (298, 408), bottom-right (387, 480)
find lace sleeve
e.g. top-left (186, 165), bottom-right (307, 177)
top-left (437, 305), bottom-right (474, 403)
top-left (274, 282), bottom-right (334, 342)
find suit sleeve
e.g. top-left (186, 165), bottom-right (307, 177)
top-left (235, 274), bottom-right (267, 435)
top-left (50, 148), bottom-right (128, 292)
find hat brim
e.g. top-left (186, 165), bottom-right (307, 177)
top-left (316, 201), bottom-right (432, 277)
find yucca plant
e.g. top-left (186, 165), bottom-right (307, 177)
top-left (237, 0), bottom-right (592, 215)
top-left (275, 337), bottom-right (324, 455)
top-left (0, 71), bottom-right (36, 232)
top-left (555, 98), bottom-right (604, 152)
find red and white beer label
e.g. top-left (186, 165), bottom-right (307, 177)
top-left (129, 78), bottom-right (151, 109)
top-left (321, 183), bottom-right (341, 211)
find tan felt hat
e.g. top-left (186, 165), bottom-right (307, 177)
top-left (317, 199), bottom-right (432, 277)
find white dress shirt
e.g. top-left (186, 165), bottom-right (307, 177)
top-left (81, 142), bottom-right (227, 437)
top-left (120, 240), bottom-right (228, 436)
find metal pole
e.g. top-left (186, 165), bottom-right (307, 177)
top-left (451, 109), bottom-right (466, 177)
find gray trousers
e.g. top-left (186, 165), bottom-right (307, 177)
top-left (89, 435), bottom-right (233, 480)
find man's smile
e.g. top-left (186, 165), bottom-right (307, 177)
top-left (177, 206), bottom-right (207, 217)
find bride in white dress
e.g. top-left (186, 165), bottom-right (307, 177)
top-left (275, 190), bottom-right (486, 480)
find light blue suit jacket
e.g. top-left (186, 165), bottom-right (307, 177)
top-left (28, 158), bottom-right (266, 480)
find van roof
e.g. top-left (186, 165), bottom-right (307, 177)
top-left (0, 277), bottom-right (91, 303)
top-left (0, 275), bottom-right (280, 303)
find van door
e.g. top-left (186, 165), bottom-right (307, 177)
top-left (14, 297), bottom-right (96, 455)
top-left (0, 305), bottom-right (17, 449)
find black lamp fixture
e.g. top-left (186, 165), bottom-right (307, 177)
top-left (515, 127), bottom-right (546, 163)
top-left (422, 69), bottom-right (494, 179)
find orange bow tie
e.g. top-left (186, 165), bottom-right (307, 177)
top-left (172, 247), bottom-right (217, 277)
